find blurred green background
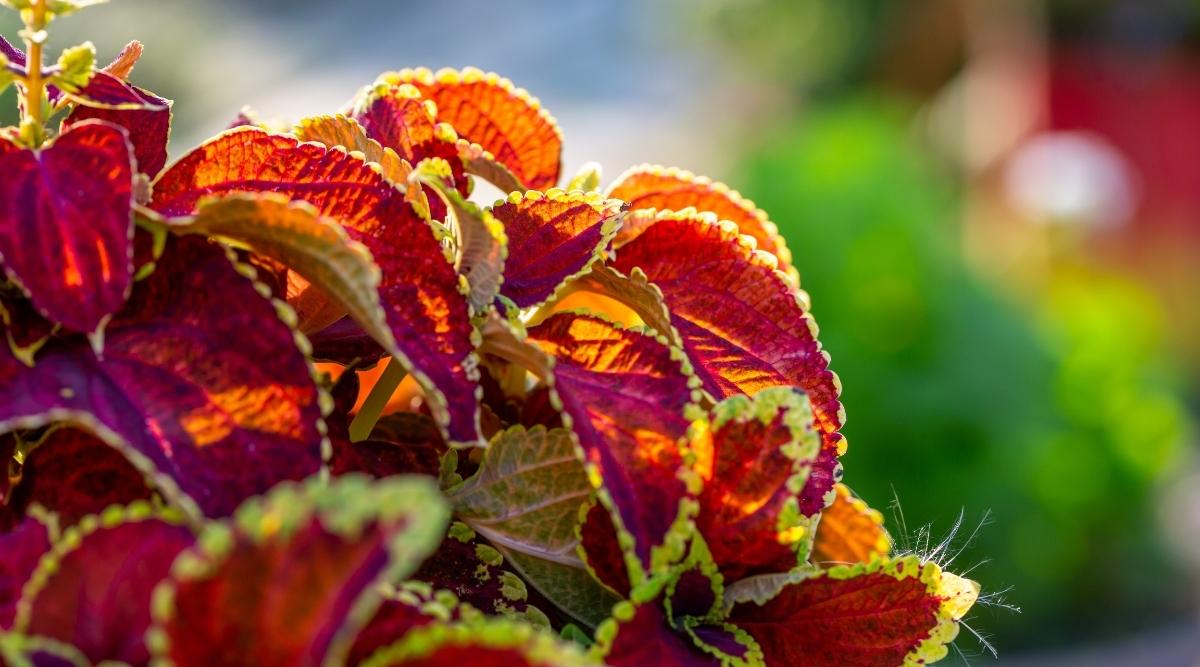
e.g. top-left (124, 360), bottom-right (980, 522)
top-left (4, 0), bottom-right (1198, 663)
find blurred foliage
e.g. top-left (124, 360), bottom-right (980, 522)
top-left (735, 99), bottom-right (1192, 651)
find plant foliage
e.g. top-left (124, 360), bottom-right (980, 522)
top-left (0, 4), bottom-right (979, 665)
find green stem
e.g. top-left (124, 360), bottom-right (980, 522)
top-left (348, 358), bottom-right (407, 442)
top-left (19, 0), bottom-right (49, 146)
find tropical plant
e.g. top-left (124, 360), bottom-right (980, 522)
top-left (0, 2), bottom-right (980, 665)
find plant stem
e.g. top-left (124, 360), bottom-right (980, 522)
top-left (20, 0), bottom-right (49, 146)
top-left (348, 358), bottom-right (407, 442)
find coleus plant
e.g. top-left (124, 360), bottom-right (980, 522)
top-left (0, 1), bottom-right (982, 666)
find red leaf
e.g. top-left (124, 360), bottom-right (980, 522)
top-left (692, 389), bottom-right (823, 581)
top-left (384, 68), bottom-right (563, 190)
top-left (65, 83), bottom-right (172, 177)
top-left (0, 291), bottom-right (57, 365)
top-left (64, 71), bottom-right (170, 111)
top-left (578, 500), bottom-right (632, 597)
top-left (357, 619), bottom-right (592, 667)
top-left (0, 515), bottom-right (52, 630)
top-left (0, 236), bottom-right (325, 517)
top-left (346, 586), bottom-right (465, 666)
top-left (17, 512), bottom-right (194, 665)
top-left (526, 312), bottom-right (698, 579)
top-left (608, 165), bottom-right (793, 275)
top-left (0, 120), bottom-right (135, 333)
top-left (152, 128), bottom-right (482, 446)
top-left (152, 476), bottom-right (449, 667)
top-left (811, 485), bottom-right (890, 568)
top-left (6, 428), bottom-right (153, 527)
top-left (609, 212), bottom-right (845, 483)
top-left (728, 557), bottom-right (979, 667)
top-left (596, 602), bottom-right (721, 667)
top-left (491, 190), bottom-right (624, 309)
top-left (353, 83), bottom-right (467, 210)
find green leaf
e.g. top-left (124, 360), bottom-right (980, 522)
top-left (45, 0), bottom-right (108, 16)
top-left (164, 192), bottom-right (393, 348)
top-left (447, 425), bottom-right (618, 626)
top-left (0, 55), bottom-right (13, 96)
top-left (566, 161), bottom-right (602, 193)
top-left (49, 42), bottom-right (95, 93)
top-left (503, 548), bottom-right (621, 628)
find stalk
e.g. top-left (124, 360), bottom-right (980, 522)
top-left (347, 358), bottom-right (408, 442)
top-left (19, 0), bottom-right (49, 146)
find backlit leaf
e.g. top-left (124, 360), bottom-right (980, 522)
top-left (0, 236), bottom-right (326, 518)
top-left (607, 165), bottom-right (793, 277)
top-left (692, 389), bottom-right (822, 582)
top-left (0, 120), bottom-right (134, 333)
top-left (810, 484), bottom-right (890, 568)
top-left (523, 312), bottom-right (699, 583)
top-left (727, 556), bottom-right (979, 667)
top-left (457, 139), bottom-right (524, 194)
top-left (293, 114), bottom-right (414, 186)
top-left (382, 67), bottom-right (562, 190)
top-left (151, 475), bottom-right (450, 667)
top-left (413, 160), bottom-right (506, 314)
top-left (607, 211), bottom-right (845, 481)
top-left (152, 127), bottom-right (482, 446)
top-left (166, 192), bottom-right (390, 363)
top-left (491, 190), bottom-right (624, 310)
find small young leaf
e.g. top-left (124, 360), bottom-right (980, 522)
top-left (413, 159), bottom-right (507, 314)
top-left (101, 40), bottom-right (143, 79)
top-left (50, 42), bottom-right (95, 93)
